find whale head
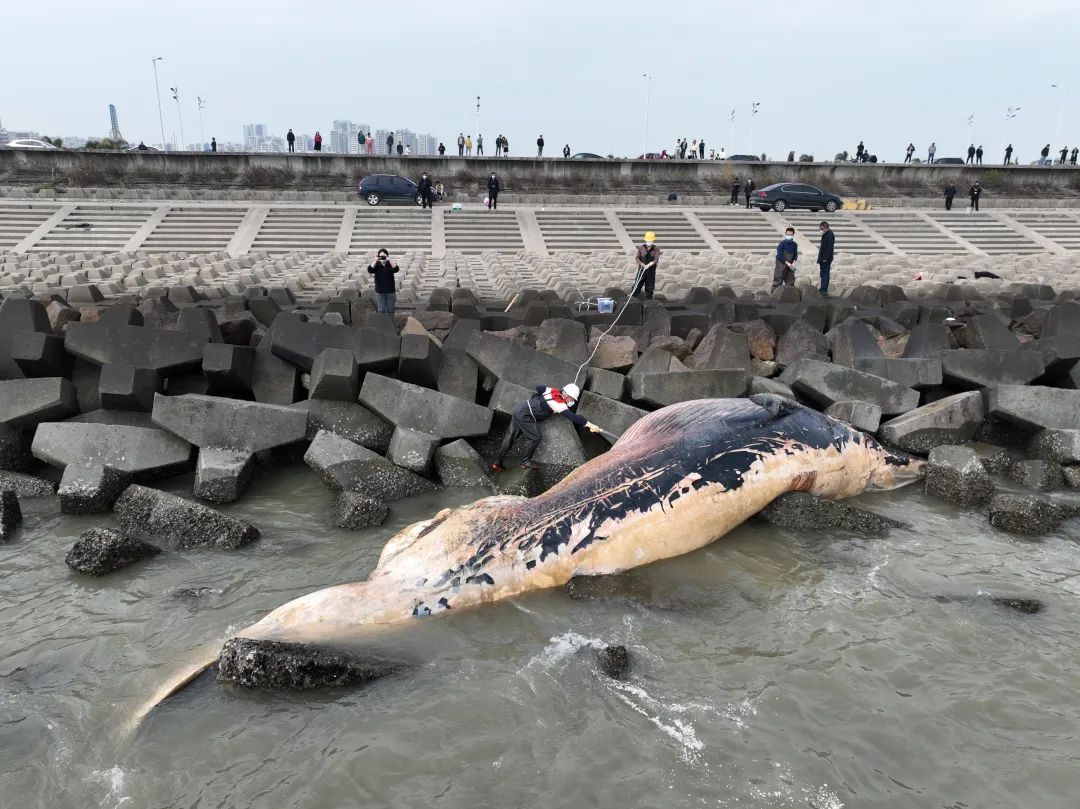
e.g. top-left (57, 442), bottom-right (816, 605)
top-left (864, 438), bottom-right (926, 491)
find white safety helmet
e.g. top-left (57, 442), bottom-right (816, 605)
top-left (562, 383), bottom-right (581, 402)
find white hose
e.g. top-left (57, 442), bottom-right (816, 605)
top-left (572, 262), bottom-right (653, 386)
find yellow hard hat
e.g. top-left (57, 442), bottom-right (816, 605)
top-left (643, 231), bottom-right (656, 243)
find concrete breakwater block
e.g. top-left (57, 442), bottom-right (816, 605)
top-left (757, 492), bottom-right (902, 534)
top-left (304, 430), bottom-right (435, 501)
top-left (0, 489), bottom-right (22, 541)
top-left (65, 527), bottom-right (160, 575)
top-left (989, 493), bottom-right (1076, 535)
top-left (780, 358), bottom-right (918, 417)
top-left (64, 322), bottom-right (208, 376)
top-left (113, 484), bottom-right (259, 549)
top-left (987, 385), bottom-right (1080, 432)
top-left (878, 392), bottom-right (984, 454)
top-left (359, 373), bottom-right (492, 440)
top-left (291, 399), bottom-right (393, 453)
top-left (925, 446), bottom-right (995, 507)
top-left (434, 440), bottom-right (492, 489)
top-left (331, 491), bottom-right (389, 530)
top-left (217, 637), bottom-right (402, 690)
top-left (0, 471), bottom-right (57, 497)
top-left (0, 377), bottom-right (79, 428)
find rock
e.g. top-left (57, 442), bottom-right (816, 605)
top-left (924, 445), bottom-right (995, 506)
top-left (0, 378), bottom-right (79, 427)
top-left (489, 465), bottom-right (546, 498)
top-left (331, 491), bottom-right (389, 530)
top-left (981, 449), bottom-right (1015, 476)
top-left (292, 399), bottom-right (393, 453)
top-left (487, 379), bottom-right (536, 416)
top-left (853, 358), bottom-right (942, 390)
top-left (10, 330), bottom-right (70, 378)
top-left (217, 637), bottom-right (401, 690)
top-left (304, 430), bottom-right (435, 501)
top-left (1007, 459), bottom-right (1063, 491)
top-left (986, 385), bottom-right (1080, 431)
top-left (194, 449), bottom-right (255, 503)
top-left (989, 493), bottom-right (1074, 535)
top-left (630, 369), bottom-right (748, 408)
top-left (32, 420), bottom-right (191, 481)
top-left (990, 597), bottom-right (1042, 614)
top-left (584, 367), bottom-right (626, 401)
top-left (598, 645), bottom-right (630, 679)
top-left (64, 527), bottom-right (160, 575)
top-left (758, 491), bottom-right (902, 534)
top-left (1027, 336), bottom-right (1080, 383)
top-left (0, 489), bottom-right (21, 541)
top-left (828, 318), bottom-right (885, 367)
top-left (779, 358), bottom-right (919, 416)
top-left (685, 325), bottom-right (751, 372)
top-left (733, 319), bottom-right (776, 361)
top-left (270, 319), bottom-right (400, 373)
top-left (434, 440), bottom-right (493, 488)
top-left (774, 319), bottom-right (828, 366)
top-left (587, 334), bottom-right (637, 372)
top-left (58, 463), bottom-right (129, 514)
top-left (436, 351), bottom-right (478, 403)
top-left (1063, 466), bottom-right (1080, 490)
top-left (176, 308), bottom-right (222, 343)
top-left (386, 427), bottom-right (439, 475)
top-left (397, 333), bottom-right (443, 389)
top-left (749, 376), bottom-right (795, 399)
top-left (0, 471), bottom-right (56, 497)
top-left (466, 330), bottom-right (579, 389)
top-left (825, 401), bottom-right (882, 433)
top-left (1027, 429), bottom-right (1080, 464)
top-left (939, 349), bottom-right (1045, 389)
top-left (113, 484), bottom-right (260, 549)
top-left (0, 298), bottom-right (52, 379)
top-left (309, 348), bottom-right (359, 401)
top-left (202, 344), bottom-right (256, 399)
top-left (528, 417), bottom-right (588, 490)
top-left (959, 313), bottom-right (1020, 350)
top-left (98, 364), bottom-right (160, 412)
top-left (64, 322), bottom-right (208, 376)
top-left (646, 335), bottom-right (692, 361)
top-left (1041, 301), bottom-right (1080, 338)
top-left (536, 318), bottom-right (588, 365)
top-left (903, 323), bottom-right (952, 358)
top-left (877, 392), bottom-right (984, 454)
top-left (575, 391), bottom-right (647, 444)
top-left (359, 373), bottom-right (492, 439)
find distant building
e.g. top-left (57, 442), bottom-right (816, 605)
top-left (375, 128), bottom-right (394, 155)
top-left (416, 133), bottom-right (439, 156)
top-left (330, 120), bottom-right (369, 154)
top-left (242, 124), bottom-right (269, 150)
top-left (63, 136), bottom-right (88, 149)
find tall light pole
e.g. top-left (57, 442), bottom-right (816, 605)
top-left (1001, 106), bottom-right (1020, 163)
top-left (197, 96), bottom-right (207, 150)
top-left (748, 101), bottom-right (760, 155)
top-left (967, 113), bottom-right (975, 148)
top-left (475, 95), bottom-right (480, 142)
top-left (729, 108), bottom-right (735, 155)
top-left (170, 86), bottom-right (185, 151)
top-left (1052, 84), bottom-right (1068, 150)
top-left (151, 56), bottom-right (166, 150)
top-left (642, 73), bottom-right (652, 158)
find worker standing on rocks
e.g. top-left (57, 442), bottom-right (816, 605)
top-left (490, 383), bottom-right (603, 472)
top-left (633, 232), bottom-right (661, 299)
top-left (772, 227), bottom-right (798, 291)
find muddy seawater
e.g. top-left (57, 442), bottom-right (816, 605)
top-left (3, 465), bottom-right (1080, 809)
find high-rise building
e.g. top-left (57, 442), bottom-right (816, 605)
top-left (375, 128), bottom-right (394, 155)
top-left (108, 104), bottom-right (123, 142)
top-left (329, 120), bottom-right (370, 154)
top-left (416, 133), bottom-right (439, 156)
top-left (242, 124), bottom-right (268, 150)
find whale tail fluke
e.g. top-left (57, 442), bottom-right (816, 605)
top-left (125, 643), bottom-right (221, 734)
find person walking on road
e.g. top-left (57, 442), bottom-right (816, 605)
top-left (944, 183), bottom-right (957, 211)
top-left (465, 135), bottom-right (473, 156)
top-left (536, 135), bottom-right (544, 157)
top-left (966, 144), bottom-right (976, 164)
top-left (927, 142), bottom-right (936, 164)
top-left (386, 132), bottom-right (395, 155)
top-left (816, 221), bottom-right (835, 296)
top-left (489, 383), bottom-right (601, 472)
top-left (729, 176), bottom-right (741, 206)
top-left (418, 173), bottom-right (433, 210)
top-left (633, 232), bottom-right (661, 300)
top-left (457, 133), bottom-right (465, 156)
top-left (744, 177), bottom-right (756, 209)
top-left (772, 227), bottom-right (798, 291)
top-left (969, 181), bottom-right (983, 212)
top-left (287, 129), bottom-right (296, 153)
top-left (905, 143), bottom-right (915, 163)
top-left (976, 145), bottom-right (984, 165)
top-left (367, 249), bottom-right (399, 315)
top-left (476, 134), bottom-right (484, 155)
top-left (563, 144), bottom-right (571, 158)
top-left (486, 172), bottom-right (500, 209)
top-left (1004, 143), bottom-right (1013, 165)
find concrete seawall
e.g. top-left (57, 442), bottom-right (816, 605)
top-left (2, 150), bottom-right (1079, 200)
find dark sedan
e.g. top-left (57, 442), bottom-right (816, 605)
top-left (751, 182), bottom-right (842, 213)
top-left (358, 174), bottom-right (429, 206)
top-left (726, 154), bottom-right (761, 161)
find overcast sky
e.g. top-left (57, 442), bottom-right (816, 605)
top-left (5, 0), bottom-right (1077, 161)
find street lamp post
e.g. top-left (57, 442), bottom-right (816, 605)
top-left (642, 73), bottom-right (651, 158)
top-left (729, 109), bottom-right (735, 156)
top-left (748, 101), bottom-right (760, 155)
top-left (151, 56), bottom-right (166, 150)
top-left (170, 86), bottom-right (185, 151)
top-left (967, 113), bottom-right (975, 149)
top-left (197, 97), bottom-right (206, 150)
top-left (1001, 106), bottom-right (1020, 164)
top-left (475, 96), bottom-right (480, 144)
top-left (1052, 84), bottom-right (1068, 152)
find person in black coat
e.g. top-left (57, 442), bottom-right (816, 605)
top-left (536, 135), bottom-right (544, 157)
top-left (487, 172), bottom-right (500, 209)
top-left (944, 184), bottom-right (957, 210)
top-left (816, 221), bottom-right (835, 295)
top-left (744, 177), bottom-right (755, 208)
top-left (969, 181), bottom-right (982, 211)
top-left (966, 144), bottom-right (976, 164)
top-left (418, 173), bottom-right (433, 210)
top-left (367, 249), bottom-right (400, 315)
top-left (286, 129), bottom-right (296, 153)
top-left (1004, 144), bottom-right (1013, 165)
top-left (729, 177), bottom-right (741, 206)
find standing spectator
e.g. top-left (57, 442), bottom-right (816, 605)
top-left (563, 144), bottom-right (571, 158)
top-left (476, 134), bottom-right (484, 155)
top-left (1004, 143), bottom-right (1013, 165)
top-left (465, 135), bottom-right (473, 156)
top-left (718, 147), bottom-right (727, 160)
top-left (314, 131), bottom-right (322, 151)
top-left (708, 149), bottom-right (715, 160)
top-left (976, 145), bottom-right (984, 165)
top-left (366, 132), bottom-right (374, 154)
top-left (772, 227), bottom-right (798, 291)
top-left (744, 176), bottom-right (755, 209)
top-left (856, 141), bottom-right (865, 161)
top-left (729, 177), bottom-right (741, 206)
top-left (536, 135), bottom-right (545, 157)
top-left (287, 129), bottom-right (296, 153)
top-left (787, 151), bottom-right (795, 162)
top-left (502, 137), bottom-right (510, 156)
top-left (367, 249), bottom-right (399, 315)
top-left (927, 142), bottom-right (936, 163)
top-left (1040, 144), bottom-right (1051, 165)
top-left (905, 143), bottom-right (915, 163)
top-left (690, 139), bottom-right (698, 159)
top-left (418, 172), bottom-right (433, 210)
top-left (699, 139), bottom-right (706, 159)
top-left (438, 142), bottom-right (446, 156)
top-left (495, 135), bottom-right (503, 157)
top-left (944, 183), bottom-right (957, 210)
top-left (486, 172), bottom-right (500, 209)
top-left (358, 130), bottom-right (365, 154)
top-left (966, 144), bottom-right (975, 164)
top-left (386, 132), bottom-right (395, 155)
top-left (969, 181), bottom-right (982, 211)
top-left (396, 142), bottom-right (403, 155)
top-left (1060, 146), bottom-right (1069, 165)
top-left (633, 232), bottom-right (661, 300)
top-left (404, 144), bottom-right (411, 156)
top-left (680, 138), bottom-right (688, 159)
top-left (1071, 147), bottom-right (1079, 166)
top-left (816, 221), bottom-right (834, 296)
top-left (457, 132), bottom-right (465, 156)
top-left (210, 137), bottom-right (217, 153)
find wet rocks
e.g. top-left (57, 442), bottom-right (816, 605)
top-left (113, 484), bottom-right (260, 549)
top-left (986, 385), bottom-right (1080, 431)
top-left (58, 463), bottom-right (129, 514)
top-left (64, 527), bottom-right (160, 575)
top-left (304, 429), bottom-right (435, 500)
top-left (629, 369), bottom-right (748, 407)
top-left (217, 637), bottom-right (401, 690)
top-left (758, 492), bottom-right (902, 534)
top-left (358, 373), bottom-right (492, 440)
top-left (988, 492), bottom-right (1075, 535)
top-left (331, 491), bottom-right (389, 530)
top-left (598, 645), bottom-right (630, 679)
top-left (1026, 429), bottom-right (1080, 464)
top-left (878, 392), bottom-right (984, 454)
top-left (0, 378), bottom-right (79, 428)
top-left (825, 401), bottom-right (882, 433)
top-left (1007, 459), bottom-right (1063, 491)
top-left (0, 489), bottom-right (22, 541)
top-left (780, 358), bottom-right (919, 416)
top-left (0, 471), bottom-right (57, 497)
top-left (434, 440), bottom-right (492, 488)
top-left (925, 445), bottom-right (995, 506)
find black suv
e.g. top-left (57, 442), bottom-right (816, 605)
top-left (751, 182), bottom-right (842, 213)
top-left (358, 174), bottom-right (428, 206)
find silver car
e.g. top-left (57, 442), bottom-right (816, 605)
top-left (2, 138), bottom-right (60, 150)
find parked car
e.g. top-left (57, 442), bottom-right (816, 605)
top-left (726, 154), bottom-right (761, 162)
top-left (2, 138), bottom-right (60, 150)
top-left (636, 153), bottom-right (663, 160)
top-left (358, 174), bottom-right (429, 206)
top-left (751, 182), bottom-right (842, 213)
top-left (933, 157), bottom-right (965, 165)
top-left (570, 152), bottom-right (604, 160)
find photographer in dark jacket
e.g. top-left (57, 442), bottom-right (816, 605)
top-left (418, 173), bottom-right (433, 210)
top-left (367, 249), bottom-right (400, 315)
top-left (487, 172), bottom-right (500, 209)
top-left (816, 221), bottom-right (835, 296)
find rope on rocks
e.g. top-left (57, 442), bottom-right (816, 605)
top-left (572, 263), bottom-right (651, 387)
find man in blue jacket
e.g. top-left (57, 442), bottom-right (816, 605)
top-left (772, 227), bottom-right (798, 292)
top-left (490, 383), bottom-right (603, 471)
top-left (816, 221), bottom-right (835, 296)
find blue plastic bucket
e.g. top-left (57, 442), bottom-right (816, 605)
top-left (597, 297), bottom-right (614, 314)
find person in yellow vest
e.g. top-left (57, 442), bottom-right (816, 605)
top-left (465, 135), bottom-right (473, 156)
top-left (633, 232), bottom-right (661, 299)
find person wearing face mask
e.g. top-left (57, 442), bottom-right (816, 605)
top-left (486, 172), bottom-right (501, 209)
top-left (816, 221), bottom-right (835, 296)
top-left (772, 227), bottom-right (798, 292)
top-left (367, 249), bottom-right (400, 315)
top-left (418, 173), bottom-right (433, 210)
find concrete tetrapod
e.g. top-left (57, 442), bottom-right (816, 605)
top-left (358, 373), bottom-right (492, 440)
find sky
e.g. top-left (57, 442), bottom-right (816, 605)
top-left (4, 0), bottom-right (1078, 162)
